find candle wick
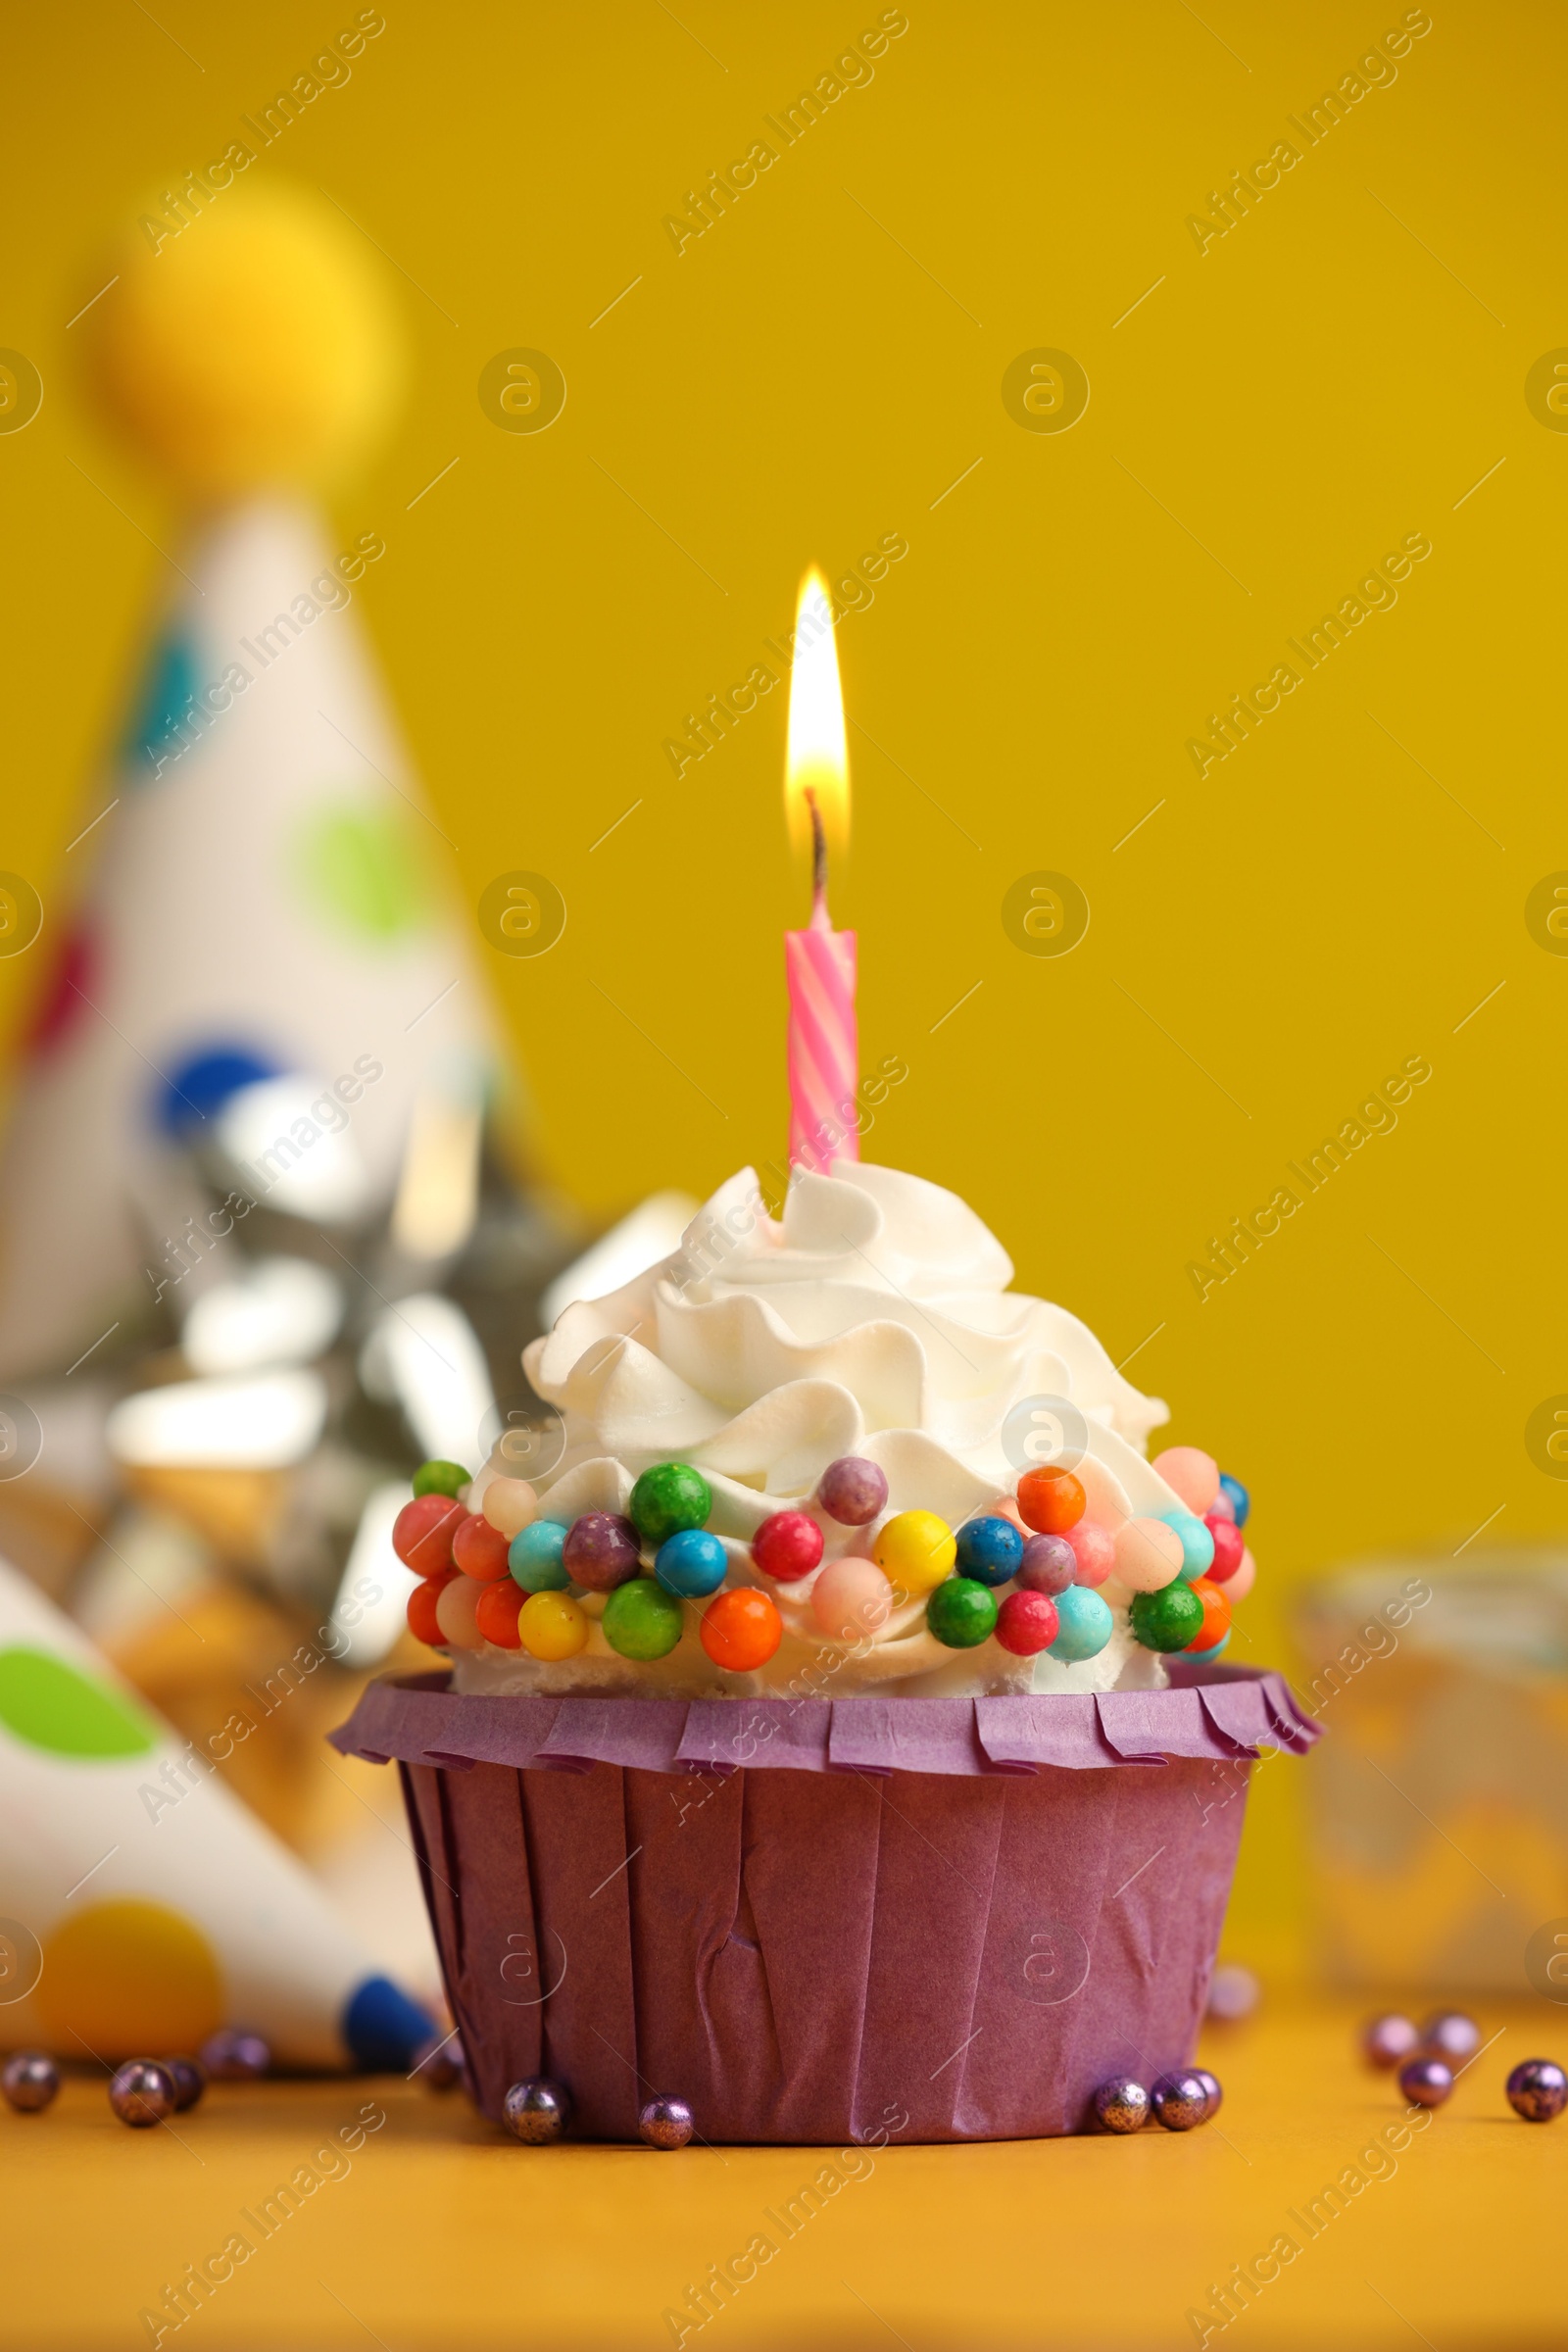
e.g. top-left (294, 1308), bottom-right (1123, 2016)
top-left (806, 786), bottom-right (829, 925)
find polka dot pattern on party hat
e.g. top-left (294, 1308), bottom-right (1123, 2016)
top-left (293, 802), bottom-right (431, 942)
top-left (122, 632), bottom-right (202, 778)
top-left (0, 1646), bottom-right (158, 1758)
top-left (36, 1900), bottom-right (223, 2056)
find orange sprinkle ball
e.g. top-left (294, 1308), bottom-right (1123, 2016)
top-left (1182, 1576), bottom-right (1232, 1653)
top-left (475, 1580), bottom-right (524, 1648)
top-left (407, 1578), bottom-right (449, 1646)
top-left (701, 1588), bottom-right (782, 1672)
top-left (1016, 1467), bottom-right (1086, 1535)
top-left (452, 1511), bottom-right (513, 1582)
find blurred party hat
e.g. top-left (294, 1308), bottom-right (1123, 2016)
top-left (0, 180), bottom-right (527, 1389)
top-left (0, 1553), bottom-right (432, 2068)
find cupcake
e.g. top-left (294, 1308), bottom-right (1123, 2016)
top-left (333, 1162), bottom-right (1313, 2141)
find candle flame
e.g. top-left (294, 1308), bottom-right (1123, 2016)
top-left (784, 565), bottom-right (849, 866)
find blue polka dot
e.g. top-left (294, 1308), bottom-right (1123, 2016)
top-left (154, 1044), bottom-right (282, 1139)
top-left (341, 1975), bottom-right (435, 2072)
top-left (123, 635), bottom-right (202, 779)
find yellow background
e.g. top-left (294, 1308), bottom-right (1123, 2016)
top-left (3, 0), bottom-right (1564, 1977)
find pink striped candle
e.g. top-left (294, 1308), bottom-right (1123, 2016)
top-left (787, 790), bottom-right (858, 1174)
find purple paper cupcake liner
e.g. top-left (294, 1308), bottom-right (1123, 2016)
top-left (330, 1663), bottom-right (1316, 2143)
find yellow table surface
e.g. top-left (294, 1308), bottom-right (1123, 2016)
top-left (7, 2001), bottom-right (1562, 2351)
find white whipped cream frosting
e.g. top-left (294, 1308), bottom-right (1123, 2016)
top-left (458, 1162), bottom-right (1188, 1700)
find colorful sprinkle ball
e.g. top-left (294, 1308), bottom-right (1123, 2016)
top-left (200, 2028), bottom-right (270, 2080)
top-left (1362, 2014), bottom-right (1421, 2069)
top-left (656, 1528), bottom-right (729, 1598)
top-left (406, 1575), bottom-right (453, 1644)
top-left (474, 1582), bottom-right (524, 1646)
top-left (1049, 1586), bottom-right (1114, 1662)
top-left (1063, 1519), bottom-right (1115, 1587)
top-left (1152, 2071), bottom-right (1211, 2131)
top-left (563, 1512), bottom-right (641, 1592)
top-left (751, 1510), bottom-right (824, 1582)
top-left (398, 1446), bottom-right (1259, 1676)
top-left (1015, 1533), bottom-right (1075, 1594)
top-left (2, 2051), bottom-right (59, 2113)
top-left (995, 1589), bottom-right (1058, 1655)
top-left (392, 1493), bottom-right (463, 1576)
top-left (1152, 1446), bottom-right (1220, 1514)
top-left (1398, 2056), bottom-right (1453, 2109)
top-left (701, 1588), bottom-right (782, 1672)
top-left (604, 1578), bottom-right (684, 1660)
top-left (1505, 2059), bottom-right (1567, 2123)
top-left (517, 1592), bottom-right (588, 1661)
top-left (1016, 1466), bottom-right (1085, 1534)
top-left (482, 1476), bottom-right (538, 1538)
top-left (1129, 1581), bottom-right (1205, 1652)
top-left (1203, 1514), bottom-right (1246, 1582)
top-left (413, 1458), bottom-right (469, 1499)
top-left (639, 2093), bottom-right (696, 2150)
top-left (955, 1515), bottom-right (1024, 1587)
top-left (817, 1455), bottom-right (888, 1526)
top-left (872, 1509), bottom-right (956, 1594)
top-left (1160, 1510), bottom-right (1215, 1581)
top-left (1217, 1472), bottom-right (1250, 1526)
top-left (925, 1577), bottom-right (998, 1649)
top-left (1183, 1579), bottom-right (1232, 1655)
top-left (109, 2059), bottom-right (176, 2128)
top-left (629, 1462), bottom-right (712, 1546)
top-left (503, 2077), bottom-right (570, 2143)
top-left (435, 1575), bottom-right (485, 1648)
top-left (509, 1519), bottom-right (569, 1591)
top-left (810, 1556), bottom-right (894, 1640)
top-left (452, 1512), bottom-right (512, 1582)
top-left (1420, 2010), bottom-right (1481, 2063)
top-left (1221, 1546), bottom-right (1256, 1603)
top-left (1093, 2077), bottom-right (1150, 2132)
top-left (1114, 1516), bottom-right (1185, 1592)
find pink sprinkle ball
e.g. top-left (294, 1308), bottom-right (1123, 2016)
top-left (1152, 1446), bottom-right (1220, 1515)
top-left (995, 1589), bottom-right (1059, 1655)
top-left (1113, 1516), bottom-right (1186, 1592)
top-left (482, 1478), bottom-right (538, 1539)
top-left (752, 1510), bottom-right (825, 1583)
top-left (434, 1574), bottom-right (485, 1649)
top-left (810, 1555), bottom-right (894, 1641)
top-left (1203, 1514), bottom-right (1246, 1581)
top-left (1224, 1545), bottom-right (1257, 1603)
top-left (1064, 1518), bottom-right (1115, 1588)
top-left (1207, 1488), bottom-right (1236, 1524)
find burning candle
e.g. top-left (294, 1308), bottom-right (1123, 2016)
top-left (784, 566), bottom-right (858, 1175)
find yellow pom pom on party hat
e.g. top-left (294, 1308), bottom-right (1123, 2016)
top-left (77, 177), bottom-right (404, 500)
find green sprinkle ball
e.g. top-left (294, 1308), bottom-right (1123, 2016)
top-left (1130, 1582), bottom-right (1205, 1652)
top-left (413, 1459), bottom-right (470, 1498)
top-left (603, 1577), bottom-right (685, 1661)
top-left (925, 1578), bottom-right (999, 1649)
top-left (628, 1463), bottom-right (711, 1547)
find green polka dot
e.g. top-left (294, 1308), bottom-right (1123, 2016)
top-left (294, 803), bottom-right (431, 942)
top-left (0, 1646), bottom-right (158, 1758)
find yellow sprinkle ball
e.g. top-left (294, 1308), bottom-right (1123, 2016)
top-left (518, 1591), bottom-right (589, 1661)
top-left (871, 1509), bottom-right (956, 1595)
